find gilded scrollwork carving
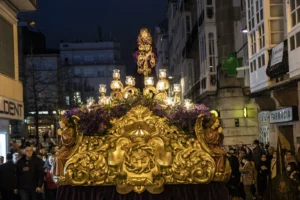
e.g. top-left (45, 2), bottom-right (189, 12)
top-left (53, 106), bottom-right (231, 194)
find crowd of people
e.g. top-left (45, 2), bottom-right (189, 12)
top-left (0, 138), bottom-right (59, 200)
top-left (226, 140), bottom-right (300, 200)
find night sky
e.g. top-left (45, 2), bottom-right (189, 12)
top-left (20, 0), bottom-right (167, 74)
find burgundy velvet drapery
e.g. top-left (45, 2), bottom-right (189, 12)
top-left (57, 182), bottom-right (229, 200)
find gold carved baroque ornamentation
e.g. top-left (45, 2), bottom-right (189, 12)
top-left (56, 106), bottom-right (231, 194)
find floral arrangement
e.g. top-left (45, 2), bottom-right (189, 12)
top-left (62, 95), bottom-right (211, 136)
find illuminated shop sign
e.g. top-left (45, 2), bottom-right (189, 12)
top-left (0, 96), bottom-right (24, 120)
top-left (270, 107), bottom-right (298, 123)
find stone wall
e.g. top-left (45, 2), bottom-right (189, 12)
top-left (217, 87), bottom-right (259, 145)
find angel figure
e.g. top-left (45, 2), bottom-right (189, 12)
top-left (52, 117), bottom-right (78, 177)
top-left (203, 115), bottom-right (226, 172)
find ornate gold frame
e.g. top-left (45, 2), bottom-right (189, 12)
top-left (54, 106), bottom-right (231, 194)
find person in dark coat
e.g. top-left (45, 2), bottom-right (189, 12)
top-left (257, 153), bottom-right (270, 199)
top-left (16, 146), bottom-right (44, 200)
top-left (227, 148), bottom-right (245, 199)
top-left (252, 140), bottom-right (263, 171)
top-left (0, 153), bottom-right (19, 200)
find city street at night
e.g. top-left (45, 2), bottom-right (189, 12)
top-left (0, 0), bottom-right (300, 199)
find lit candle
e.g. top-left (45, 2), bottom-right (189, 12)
top-left (144, 77), bottom-right (154, 86)
top-left (125, 76), bottom-right (135, 86)
top-left (157, 81), bottom-right (166, 91)
top-left (87, 97), bottom-right (94, 105)
top-left (99, 84), bottom-right (107, 93)
top-left (104, 96), bottom-right (111, 105)
top-left (166, 97), bottom-right (174, 106)
top-left (173, 84), bottom-right (181, 93)
top-left (159, 69), bottom-right (167, 79)
top-left (113, 69), bottom-right (120, 79)
top-left (184, 99), bottom-right (192, 110)
top-left (112, 81), bottom-right (120, 89)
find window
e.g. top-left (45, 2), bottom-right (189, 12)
top-left (247, 0), bottom-right (255, 30)
top-left (206, 0), bottom-right (214, 19)
top-left (84, 55), bottom-right (94, 62)
top-left (250, 62), bottom-right (253, 72)
top-left (255, 0), bottom-right (262, 24)
top-left (201, 78), bottom-right (206, 89)
top-left (84, 68), bottom-right (95, 77)
top-left (250, 32), bottom-right (256, 55)
top-left (73, 68), bottom-right (81, 77)
top-left (208, 33), bottom-right (216, 72)
top-left (296, 31), bottom-right (300, 48)
top-left (290, 0), bottom-right (300, 27)
top-left (65, 96), bottom-right (70, 106)
top-left (253, 60), bottom-right (257, 71)
top-left (258, 54), bottom-right (265, 68)
top-left (98, 71), bottom-right (104, 77)
top-left (186, 15), bottom-right (191, 37)
top-left (258, 24), bottom-right (265, 49)
top-left (270, 19), bottom-right (284, 45)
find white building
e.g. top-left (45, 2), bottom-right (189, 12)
top-left (167, 0), bottom-right (192, 97)
top-left (167, 0), bottom-right (259, 145)
top-left (0, 0), bottom-right (36, 160)
top-left (60, 42), bottom-right (126, 106)
top-left (154, 19), bottom-right (169, 78)
top-left (245, 0), bottom-right (300, 152)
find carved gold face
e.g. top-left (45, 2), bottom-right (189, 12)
top-left (55, 106), bottom-right (231, 194)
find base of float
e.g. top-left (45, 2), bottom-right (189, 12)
top-left (57, 182), bottom-right (229, 200)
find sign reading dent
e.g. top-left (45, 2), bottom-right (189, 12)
top-left (0, 96), bottom-right (23, 120)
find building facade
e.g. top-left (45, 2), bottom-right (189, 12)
top-left (154, 19), bottom-right (169, 78)
top-left (166, 0), bottom-right (259, 145)
top-left (60, 42), bottom-right (126, 106)
top-left (245, 0), bottom-right (300, 152)
top-left (0, 0), bottom-right (36, 160)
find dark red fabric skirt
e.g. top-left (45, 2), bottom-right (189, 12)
top-left (57, 182), bottom-right (229, 200)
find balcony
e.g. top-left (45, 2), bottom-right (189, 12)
top-left (8, 0), bottom-right (37, 11)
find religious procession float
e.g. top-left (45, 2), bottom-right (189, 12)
top-left (51, 28), bottom-right (232, 200)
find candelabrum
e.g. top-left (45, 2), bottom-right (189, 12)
top-left (122, 76), bottom-right (138, 99)
top-left (143, 77), bottom-right (157, 98)
top-left (96, 68), bottom-right (182, 107)
top-left (87, 97), bottom-right (95, 111)
top-left (154, 69), bottom-right (170, 101)
top-left (98, 84), bottom-right (107, 104)
top-left (173, 84), bottom-right (181, 104)
top-left (110, 69), bottom-right (124, 102)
